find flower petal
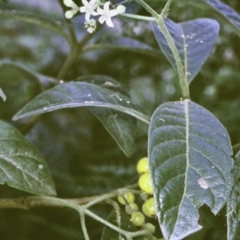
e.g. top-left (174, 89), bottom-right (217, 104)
top-left (106, 17), bottom-right (114, 27)
top-left (97, 7), bottom-right (104, 15)
top-left (109, 9), bottom-right (118, 17)
top-left (98, 15), bottom-right (105, 24)
top-left (79, 6), bottom-right (86, 13)
top-left (103, 1), bottom-right (110, 11)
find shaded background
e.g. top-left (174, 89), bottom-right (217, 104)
top-left (0, 0), bottom-right (240, 239)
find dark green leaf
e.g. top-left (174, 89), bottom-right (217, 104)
top-left (90, 108), bottom-right (136, 157)
top-left (13, 82), bottom-right (150, 124)
top-left (200, 0), bottom-right (240, 36)
top-left (0, 120), bottom-right (56, 196)
top-left (227, 151), bottom-right (240, 240)
top-left (76, 75), bottom-right (136, 157)
top-left (0, 9), bottom-right (70, 44)
top-left (152, 18), bottom-right (219, 83)
top-left (0, 63), bottom-right (42, 119)
top-left (148, 100), bottom-right (233, 239)
top-left (82, 36), bottom-right (162, 60)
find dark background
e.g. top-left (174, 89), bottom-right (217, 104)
top-left (0, 0), bottom-right (240, 239)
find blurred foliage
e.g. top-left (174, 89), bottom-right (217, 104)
top-left (0, 0), bottom-right (240, 239)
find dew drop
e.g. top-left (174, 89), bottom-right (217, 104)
top-left (43, 107), bottom-right (47, 110)
top-left (88, 94), bottom-right (91, 97)
top-left (59, 80), bottom-right (64, 84)
top-left (126, 101), bottom-right (130, 104)
top-left (17, 165), bottom-right (20, 169)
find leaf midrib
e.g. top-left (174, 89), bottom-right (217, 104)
top-left (171, 99), bottom-right (190, 237)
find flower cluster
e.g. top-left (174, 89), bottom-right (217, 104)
top-left (63, 0), bottom-right (125, 33)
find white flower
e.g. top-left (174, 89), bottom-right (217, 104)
top-left (63, 0), bottom-right (79, 19)
top-left (97, 1), bottom-right (119, 27)
top-left (84, 19), bottom-right (97, 33)
top-left (79, 0), bottom-right (99, 21)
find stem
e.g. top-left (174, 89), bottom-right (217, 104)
top-left (121, 13), bottom-right (154, 21)
top-left (134, 0), bottom-right (189, 98)
top-left (84, 209), bottom-right (147, 239)
top-left (79, 211), bottom-right (90, 240)
top-left (56, 28), bottom-right (98, 80)
top-left (0, 195), bottom-right (148, 239)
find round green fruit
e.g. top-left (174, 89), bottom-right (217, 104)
top-left (125, 202), bottom-right (139, 215)
top-left (138, 172), bottom-right (153, 195)
top-left (136, 157), bottom-right (149, 174)
top-left (117, 191), bottom-right (135, 205)
top-left (130, 211), bottom-right (145, 226)
top-left (144, 223), bottom-right (156, 234)
top-left (142, 197), bottom-right (156, 218)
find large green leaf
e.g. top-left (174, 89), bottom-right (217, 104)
top-left (227, 151), bottom-right (240, 240)
top-left (0, 120), bottom-right (56, 196)
top-left (76, 75), bottom-right (137, 157)
top-left (89, 108), bottom-right (136, 157)
top-left (0, 9), bottom-right (70, 44)
top-left (152, 18), bottom-right (219, 83)
top-left (200, 0), bottom-right (240, 36)
top-left (0, 63), bottom-right (42, 119)
top-left (148, 99), bottom-right (233, 239)
top-left (13, 82), bottom-right (150, 124)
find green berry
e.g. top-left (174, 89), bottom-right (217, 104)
top-left (142, 197), bottom-right (156, 218)
top-left (130, 211), bottom-right (145, 226)
top-left (144, 222), bottom-right (156, 234)
top-left (136, 157), bottom-right (149, 174)
top-left (138, 173), bottom-right (153, 195)
top-left (117, 192), bottom-right (135, 205)
top-left (125, 202), bottom-right (139, 215)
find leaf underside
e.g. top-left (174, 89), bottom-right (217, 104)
top-left (227, 151), bottom-right (240, 240)
top-left (0, 120), bottom-right (56, 196)
top-left (148, 99), bottom-right (233, 239)
top-left (200, 0), bottom-right (240, 35)
top-left (152, 18), bottom-right (219, 83)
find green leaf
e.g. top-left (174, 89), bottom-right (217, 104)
top-left (82, 36), bottom-right (162, 60)
top-left (227, 151), bottom-right (240, 240)
top-left (152, 18), bottom-right (219, 83)
top-left (89, 108), bottom-right (136, 157)
top-left (0, 9), bottom-right (70, 44)
top-left (76, 75), bottom-right (136, 157)
top-left (200, 0), bottom-right (240, 37)
top-left (0, 120), bottom-right (56, 196)
top-left (0, 63), bottom-right (42, 119)
top-left (13, 82), bottom-right (150, 124)
top-left (101, 209), bottom-right (141, 240)
top-left (148, 99), bottom-right (233, 239)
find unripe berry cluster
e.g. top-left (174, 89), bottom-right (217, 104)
top-left (116, 157), bottom-right (157, 236)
